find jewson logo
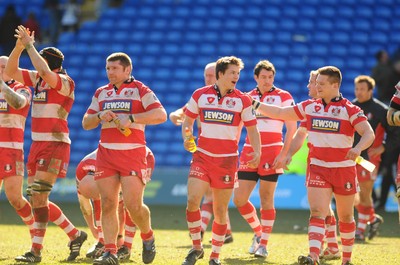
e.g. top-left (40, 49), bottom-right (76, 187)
top-left (311, 118), bottom-right (340, 132)
top-left (0, 100), bottom-right (8, 112)
top-left (33, 91), bottom-right (47, 102)
top-left (203, 110), bottom-right (234, 124)
top-left (102, 100), bottom-right (132, 112)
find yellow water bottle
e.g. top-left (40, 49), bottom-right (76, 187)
top-left (113, 118), bottom-right (132, 137)
top-left (185, 127), bottom-right (197, 153)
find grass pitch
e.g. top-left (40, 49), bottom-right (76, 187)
top-left (1, 202), bottom-right (399, 264)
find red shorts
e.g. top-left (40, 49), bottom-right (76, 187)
top-left (239, 145), bottom-right (283, 176)
top-left (307, 164), bottom-right (359, 195)
top-left (27, 141), bottom-right (70, 178)
top-left (95, 145), bottom-right (149, 184)
top-left (0, 148), bottom-right (25, 179)
top-left (356, 164), bottom-right (376, 182)
top-left (189, 151), bottom-right (237, 189)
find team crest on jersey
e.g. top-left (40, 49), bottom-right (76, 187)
top-left (313, 105), bottom-right (322, 113)
top-left (222, 175), bottom-right (231, 183)
top-left (124, 89), bottom-right (134, 97)
top-left (33, 91), bottom-right (47, 102)
top-left (102, 100), bottom-right (132, 113)
top-left (265, 97), bottom-right (275, 104)
top-left (331, 107), bottom-right (341, 116)
top-left (203, 110), bottom-right (234, 124)
top-left (4, 164), bottom-right (12, 172)
top-left (38, 159), bottom-right (46, 166)
top-left (0, 100), bottom-right (8, 112)
top-left (225, 99), bottom-right (236, 108)
top-left (344, 181), bottom-right (353, 191)
top-left (130, 170), bottom-right (137, 176)
top-left (366, 112), bottom-right (373, 119)
top-left (311, 118), bottom-right (340, 132)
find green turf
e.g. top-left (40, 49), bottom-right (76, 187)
top-left (1, 202), bottom-right (399, 264)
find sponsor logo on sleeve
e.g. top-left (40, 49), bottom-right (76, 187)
top-left (311, 118), bottom-right (340, 132)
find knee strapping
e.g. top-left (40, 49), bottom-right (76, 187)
top-left (31, 180), bottom-right (53, 193)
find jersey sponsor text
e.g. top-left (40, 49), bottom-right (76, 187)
top-left (203, 110), bottom-right (234, 124)
top-left (311, 118), bottom-right (340, 132)
top-left (102, 100), bottom-right (132, 112)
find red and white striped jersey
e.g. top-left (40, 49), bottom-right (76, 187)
top-left (86, 79), bottom-right (163, 150)
top-left (245, 87), bottom-right (294, 147)
top-left (185, 85), bottom-right (257, 157)
top-left (22, 70), bottom-right (74, 144)
top-left (0, 80), bottom-right (32, 150)
top-left (293, 96), bottom-right (367, 168)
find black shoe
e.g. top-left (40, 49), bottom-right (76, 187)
top-left (86, 242), bottom-right (105, 259)
top-left (15, 252), bottom-right (42, 263)
top-left (368, 214), bottom-right (384, 240)
top-left (67, 230), bottom-right (88, 261)
top-left (117, 245), bottom-right (131, 260)
top-left (182, 248), bottom-right (204, 265)
top-left (209, 259), bottom-right (221, 265)
top-left (224, 233), bottom-right (233, 244)
top-left (298, 255), bottom-right (320, 265)
top-left (142, 239), bottom-right (156, 264)
top-left (93, 252), bottom-right (119, 265)
top-left (355, 231), bottom-right (365, 242)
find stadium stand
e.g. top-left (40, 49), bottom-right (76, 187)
top-left (0, 0), bottom-right (398, 168)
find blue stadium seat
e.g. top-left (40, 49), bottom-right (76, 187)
top-left (299, 6), bottom-right (317, 17)
top-left (332, 32), bottom-right (350, 43)
top-left (353, 18), bottom-right (370, 31)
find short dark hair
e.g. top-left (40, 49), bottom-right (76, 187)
top-left (354, 75), bottom-right (375, 90)
top-left (106, 52), bottom-right (132, 69)
top-left (317, 66), bottom-right (342, 86)
top-left (39, 47), bottom-right (64, 70)
top-left (254, 60), bottom-right (276, 77)
top-left (215, 56), bottom-right (244, 80)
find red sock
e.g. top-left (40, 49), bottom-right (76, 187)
top-left (308, 217), bottom-right (325, 260)
top-left (32, 206), bottom-right (49, 251)
top-left (186, 209), bottom-right (202, 249)
top-left (124, 209), bottom-right (136, 249)
top-left (200, 201), bottom-right (213, 232)
top-left (210, 221), bottom-right (227, 260)
top-left (325, 215), bottom-right (339, 249)
top-left (339, 220), bottom-right (355, 263)
top-left (16, 202), bottom-right (35, 238)
top-left (259, 208), bottom-right (275, 247)
top-left (48, 201), bottom-right (79, 240)
top-left (237, 202), bottom-right (261, 236)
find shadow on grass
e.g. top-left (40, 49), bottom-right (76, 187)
top-left (1, 202), bottom-right (399, 237)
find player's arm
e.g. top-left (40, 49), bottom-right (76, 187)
top-left (273, 120), bottom-right (297, 169)
top-left (182, 116), bottom-right (196, 152)
top-left (252, 100), bottom-right (299, 121)
top-left (169, 107), bottom-right (186, 126)
top-left (283, 127), bottom-right (308, 166)
top-left (77, 193), bottom-right (98, 239)
top-left (82, 109), bottom-right (117, 130)
top-left (387, 107), bottom-right (400, 126)
top-left (245, 125), bottom-right (261, 168)
top-left (346, 120), bottom-right (375, 160)
top-left (0, 80), bottom-right (28, 109)
top-left (15, 25), bottom-right (59, 88)
top-left (4, 31), bottom-right (25, 82)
